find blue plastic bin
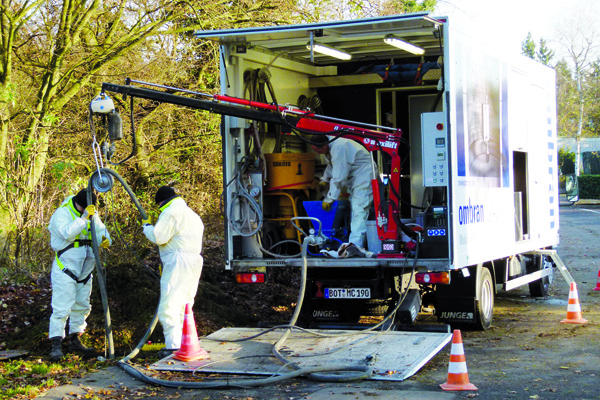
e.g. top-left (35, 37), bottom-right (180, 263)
top-left (303, 200), bottom-right (349, 238)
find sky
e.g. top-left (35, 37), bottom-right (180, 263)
top-left (433, 0), bottom-right (598, 58)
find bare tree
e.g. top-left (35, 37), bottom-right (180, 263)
top-left (554, 1), bottom-right (600, 176)
top-left (0, 0), bottom-right (295, 265)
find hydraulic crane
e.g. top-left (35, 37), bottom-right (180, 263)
top-left (97, 79), bottom-right (418, 256)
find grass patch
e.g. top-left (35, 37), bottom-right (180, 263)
top-left (0, 355), bottom-right (103, 400)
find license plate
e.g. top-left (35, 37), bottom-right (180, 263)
top-left (324, 288), bottom-right (371, 299)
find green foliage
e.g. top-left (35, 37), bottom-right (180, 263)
top-left (559, 148), bottom-right (575, 174)
top-left (522, 32), bottom-right (536, 59)
top-left (521, 33), bottom-right (554, 66)
top-left (586, 59), bottom-right (600, 136)
top-left (295, 0), bottom-right (436, 21)
top-left (0, 356), bottom-right (101, 400)
top-left (578, 175), bottom-right (600, 199)
top-left (382, 0), bottom-right (437, 14)
top-left (556, 59), bottom-right (580, 138)
top-left (0, 0), bottom-right (293, 280)
top-left (537, 38), bottom-right (554, 66)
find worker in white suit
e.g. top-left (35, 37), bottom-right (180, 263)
top-left (48, 189), bottom-right (111, 361)
top-left (142, 186), bottom-right (204, 358)
top-left (311, 135), bottom-right (374, 253)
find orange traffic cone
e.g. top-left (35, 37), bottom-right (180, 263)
top-left (440, 329), bottom-right (477, 391)
top-left (561, 282), bottom-right (588, 324)
top-left (173, 304), bottom-right (210, 362)
top-left (593, 269), bottom-right (600, 291)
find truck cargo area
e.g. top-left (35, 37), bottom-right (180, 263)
top-left (102, 12), bottom-right (567, 332)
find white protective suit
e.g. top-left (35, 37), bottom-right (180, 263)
top-left (143, 197), bottom-right (204, 349)
top-left (321, 137), bottom-right (374, 248)
top-left (48, 195), bottom-right (111, 339)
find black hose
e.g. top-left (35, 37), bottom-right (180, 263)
top-left (119, 362), bottom-right (371, 388)
top-left (87, 168), bottom-right (148, 360)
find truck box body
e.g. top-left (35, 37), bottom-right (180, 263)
top-left (191, 13), bottom-right (559, 329)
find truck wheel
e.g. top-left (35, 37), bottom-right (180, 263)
top-left (474, 267), bottom-right (494, 330)
top-left (528, 256), bottom-right (553, 297)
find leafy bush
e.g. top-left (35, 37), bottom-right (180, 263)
top-left (559, 148), bottom-right (575, 174)
top-left (578, 175), bottom-right (600, 199)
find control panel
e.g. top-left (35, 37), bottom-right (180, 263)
top-left (421, 112), bottom-right (448, 187)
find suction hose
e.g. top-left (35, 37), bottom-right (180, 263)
top-left (117, 233), bottom-right (372, 388)
top-left (87, 168), bottom-right (149, 360)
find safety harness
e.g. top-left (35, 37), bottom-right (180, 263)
top-left (54, 197), bottom-right (93, 284)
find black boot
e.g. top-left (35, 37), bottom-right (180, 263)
top-left (49, 337), bottom-right (63, 361)
top-left (68, 333), bottom-right (96, 354)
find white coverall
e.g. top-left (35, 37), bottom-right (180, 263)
top-left (321, 137), bottom-right (374, 248)
top-left (48, 195), bottom-right (111, 339)
top-left (143, 197), bottom-right (204, 349)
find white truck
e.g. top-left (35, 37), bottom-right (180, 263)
top-left (103, 12), bottom-right (569, 331)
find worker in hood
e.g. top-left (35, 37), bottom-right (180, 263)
top-left (311, 135), bottom-right (374, 256)
top-left (142, 186), bottom-right (204, 358)
top-left (48, 188), bottom-right (111, 361)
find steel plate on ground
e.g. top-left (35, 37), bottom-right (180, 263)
top-left (151, 327), bottom-right (452, 381)
top-left (0, 350), bottom-right (29, 360)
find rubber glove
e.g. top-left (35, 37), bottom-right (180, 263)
top-left (82, 205), bottom-right (96, 220)
top-left (318, 180), bottom-right (329, 192)
top-left (142, 217), bottom-right (152, 226)
top-left (100, 236), bottom-right (110, 249)
top-left (322, 200), bottom-right (333, 212)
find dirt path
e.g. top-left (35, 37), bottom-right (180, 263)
top-left (36, 205), bottom-right (600, 400)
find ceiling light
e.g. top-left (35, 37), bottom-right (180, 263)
top-left (383, 34), bottom-right (425, 55)
top-left (306, 42), bottom-right (352, 60)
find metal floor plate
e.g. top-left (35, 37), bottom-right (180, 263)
top-left (151, 327), bottom-right (452, 381)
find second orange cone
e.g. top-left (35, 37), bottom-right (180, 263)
top-left (593, 269), bottom-right (600, 291)
top-left (440, 329), bottom-right (477, 391)
top-left (561, 282), bottom-right (588, 324)
top-left (173, 303), bottom-right (210, 362)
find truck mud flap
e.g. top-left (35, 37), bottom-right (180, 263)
top-left (435, 297), bottom-right (477, 325)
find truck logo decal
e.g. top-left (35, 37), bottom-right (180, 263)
top-left (458, 199), bottom-right (484, 225)
top-left (441, 312), bottom-right (474, 320)
top-left (362, 138), bottom-right (398, 150)
top-left (312, 310), bottom-right (339, 318)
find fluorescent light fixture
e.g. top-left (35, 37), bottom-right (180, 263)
top-left (306, 42), bottom-right (352, 60)
top-left (383, 34), bottom-right (425, 55)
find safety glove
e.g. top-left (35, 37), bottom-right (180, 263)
top-left (318, 180), bottom-right (329, 192)
top-left (322, 200), bottom-right (333, 212)
top-left (82, 205), bottom-right (96, 220)
top-left (142, 217), bottom-right (152, 226)
top-left (100, 236), bottom-right (110, 249)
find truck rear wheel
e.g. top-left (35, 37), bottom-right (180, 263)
top-left (474, 267), bottom-right (494, 330)
top-left (528, 255), bottom-right (553, 298)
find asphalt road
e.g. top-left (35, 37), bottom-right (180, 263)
top-left (37, 203), bottom-right (600, 400)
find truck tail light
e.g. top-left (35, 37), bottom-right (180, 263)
top-left (236, 273), bottom-right (266, 284)
top-left (416, 272), bottom-right (450, 285)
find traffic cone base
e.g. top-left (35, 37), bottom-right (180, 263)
top-left (440, 330), bottom-right (477, 391)
top-left (560, 282), bottom-right (588, 324)
top-left (593, 269), bottom-right (600, 291)
top-left (173, 304), bottom-right (210, 362)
